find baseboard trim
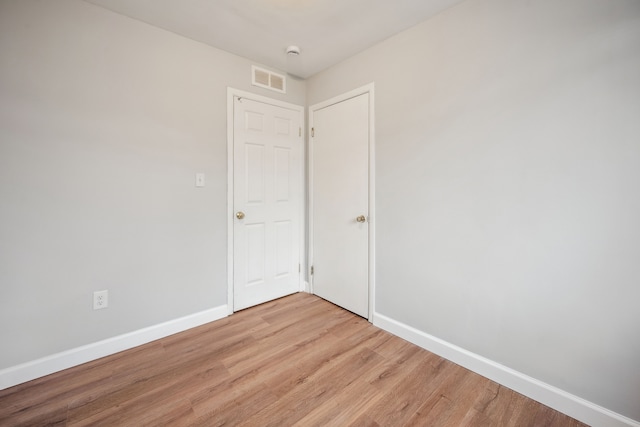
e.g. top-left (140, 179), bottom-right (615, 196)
top-left (373, 312), bottom-right (639, 427)
top-left (0, 305), bottom-right (228, 390)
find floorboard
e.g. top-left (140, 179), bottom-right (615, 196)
top-left (0, 293), bottom-right (588, 426)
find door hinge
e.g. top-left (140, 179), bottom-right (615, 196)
top-left (298, 263), bottom-right (301, 273)
top-left (310, 266), bottom-right (314, 275)
top-left (299, 127), bottom-right (302, 137)
top-left (311, 127), bottom-right (315, 137)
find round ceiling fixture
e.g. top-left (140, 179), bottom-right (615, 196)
top-left (286, 45), bottom-right (301, 56)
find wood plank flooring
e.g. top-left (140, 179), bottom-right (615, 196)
top-left (0, 293), bottom-right (588, 426)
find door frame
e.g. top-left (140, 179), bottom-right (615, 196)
top-left (227, 87), bottom-right (305, 314)
top-left (308, 83), bottom-right (376, 322)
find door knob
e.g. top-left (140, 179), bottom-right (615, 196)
top-left (356, 215), bottom-right (367, 223)
top-left (236, 211), bottom-right (245, 220)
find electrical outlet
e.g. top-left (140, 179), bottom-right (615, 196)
top-left (93, 290), bottom-right (108, 310)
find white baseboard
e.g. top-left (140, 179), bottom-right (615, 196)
top-left (373, 312), bottom-right (640, 427)
top-left (0, 305), bottom-right (228, 390)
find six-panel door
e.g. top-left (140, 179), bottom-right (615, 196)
top-left (233, 97), bottom-right (302, 311)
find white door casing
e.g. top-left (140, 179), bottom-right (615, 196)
top-left (309, 85), bottom-right (375, 319)
top-left (228, 90), bottom-right (304, 312)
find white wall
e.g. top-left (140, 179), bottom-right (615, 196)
top-left (0, 0), bottom-right (304, 369)
top-left (2, 0), bottom-right (639, 423)
top-left (308, 0), bottom-right (640, 422)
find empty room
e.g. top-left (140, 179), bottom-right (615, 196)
top-left (1, 0), bottom-right (639, 425)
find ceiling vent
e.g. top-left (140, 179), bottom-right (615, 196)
top-left (252, 66), bottom-right (286, 93)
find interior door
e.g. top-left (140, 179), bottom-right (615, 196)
top-left (233, 96), bottom-right (302, 311)
top-left (311, 92), bottom-right (370, 318)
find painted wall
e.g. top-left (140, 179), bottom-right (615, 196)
top-left (308, 0), bottom-right (640, 421)
top-left (0, 0), bottom-right (304, 369)
top-left (2, 0), bottom-right (640, 422)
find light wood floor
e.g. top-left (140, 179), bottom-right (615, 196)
top-left (0, 293), bottom-right (587, 426)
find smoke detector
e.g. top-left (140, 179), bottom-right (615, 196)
top-left (286, 45), bottom-right (301, 56)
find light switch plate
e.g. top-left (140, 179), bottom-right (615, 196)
top-left (195, 173), bottom-right (205, 187)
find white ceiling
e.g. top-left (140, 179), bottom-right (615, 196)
top-left (84, 0), bottom-right (465, 78)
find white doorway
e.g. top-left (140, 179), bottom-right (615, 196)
top-left (228, 89), bottom-right (304, 312)
top-left (309, 84), bottom-right (375, 319)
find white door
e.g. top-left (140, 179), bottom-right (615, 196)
top-left (233, 95), bottom-right (302, 311)
top-left (310, 91), bottom-right (371, 318)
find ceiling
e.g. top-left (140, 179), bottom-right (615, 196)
top-left (84, 0), bottom-right (465, 78)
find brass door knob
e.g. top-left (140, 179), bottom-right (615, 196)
top-left (356, 215), bottom-right (367, 223)
top-left (236, 211), bottom-right (245, 220)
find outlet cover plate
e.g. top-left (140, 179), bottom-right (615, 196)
top-left (93, 290), bottom-right (108, 310)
